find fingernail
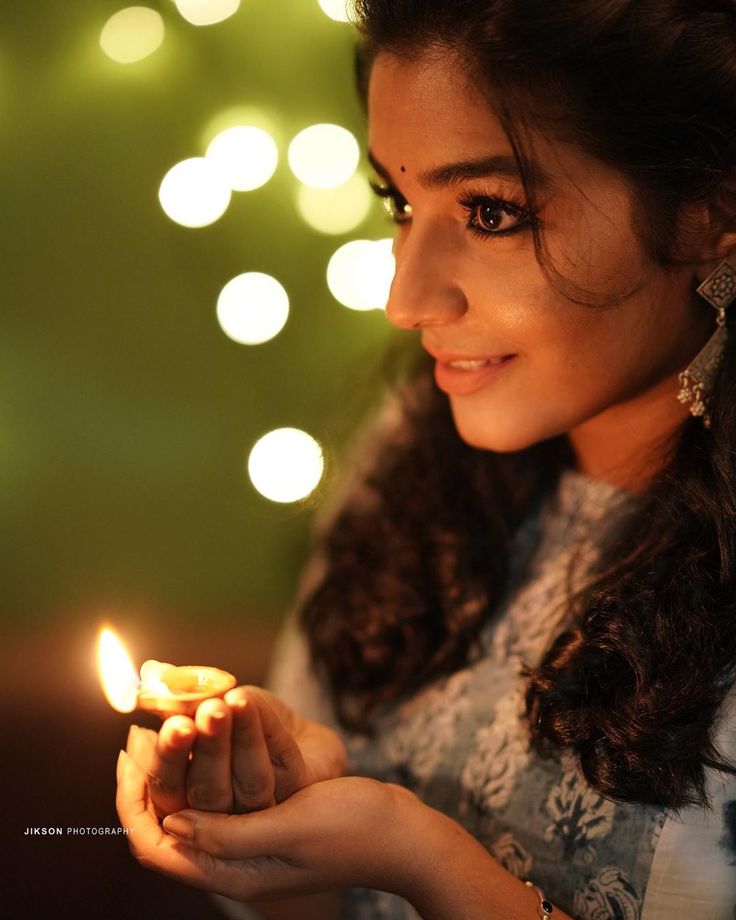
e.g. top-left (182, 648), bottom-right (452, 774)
top-left (208, 712), bottom-right (226, 732)
top-left (125, 724), bottom-right (138, 752)
top-left (163, 812), bottom-right (193, 841)
top-left (122, 750), bottom-right (137, 779)
top-left (173, 726), bottom-right (193, 742)
top-left (116, 750), bottom-right (127, 784)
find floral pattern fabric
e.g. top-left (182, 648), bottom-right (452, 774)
top-left (266, 466), bottom-right (736, 920)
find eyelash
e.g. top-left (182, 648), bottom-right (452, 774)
top-left (369, 180), bottom-right (536, 239)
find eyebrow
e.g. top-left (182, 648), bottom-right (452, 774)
top-left (368, 150), bottom-right (554, 192)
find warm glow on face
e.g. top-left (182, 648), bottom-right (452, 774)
top-left (97, 627), bottom-right (140, 713)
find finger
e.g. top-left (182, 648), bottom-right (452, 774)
top-left (232, 688), bottom-right (346, 783)
top-left (163, 804), bottom-right (293, 860)
top-left (116, 750), bottom-right (214, 886)
top-left (161, 776), bottom-right (386, 873)
top-left (227, 688), bottom-right (276, 813)
top-left (187, 699), bottom-right (233, 812)
top-left (117, 749), bottom-right (168, 853)
top-left (148, 715), bottom-right (196, 819)
top-left (125, 727), bottom-right (164, 823)
top-left (126, 725), bottom-right (157, 774)
top-left (247, 692), bottom-right (309, 802)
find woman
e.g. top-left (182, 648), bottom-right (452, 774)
top-left (116, 1), bottom-right (736, 917)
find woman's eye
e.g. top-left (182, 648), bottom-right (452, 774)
top-left (369, 180), bottom-right (413, 224)
top-left (460, 196), bottom-right (531, 238)
top-left (369, 180), bottom-right (532, 237)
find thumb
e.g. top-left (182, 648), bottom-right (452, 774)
top-left (162, 806), bottom-right (290, 859)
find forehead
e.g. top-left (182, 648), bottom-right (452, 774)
top-left (367, 51), bottom-right (514, 162)
top-left (366, 50), bottom-right (619, 201)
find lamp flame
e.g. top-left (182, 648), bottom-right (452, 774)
top-left (97, 627), bottom-right (237, 717)
top-left (97, 627), bottom-right (140, 713)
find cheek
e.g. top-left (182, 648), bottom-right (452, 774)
top-left (521, 311), bottom-right (645, 403)
top-left (446, 309), bottom-right (651, 452)
top-left (489, 268), bottom-right (644, 383)
top-left (469, 266), bottom-right (583, 359)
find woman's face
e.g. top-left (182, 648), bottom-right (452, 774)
top-left (368, 50), bottom-right (712, 456)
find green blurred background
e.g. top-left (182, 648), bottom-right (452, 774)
top-left (5, 3), bottom-right (417, 913)
top-left (2, 0), bottom-right (407, 632)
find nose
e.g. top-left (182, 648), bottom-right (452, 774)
top-left (385, 223), bottom-right (468, 330)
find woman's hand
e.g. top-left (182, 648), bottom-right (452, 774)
top-left (125, 686), bottom-right (347, 819)
top-left (116, 745), bottom-right (572, 919)
top-left (116, 748), bottom-right (423, 905)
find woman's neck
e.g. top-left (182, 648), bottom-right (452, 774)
top-left (566, 366), bottom-right (690, 494)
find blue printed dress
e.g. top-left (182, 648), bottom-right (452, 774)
top-left (228, 396), bottom-right (736, 919)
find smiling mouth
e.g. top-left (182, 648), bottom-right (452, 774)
top-left (433, 354), bottom-right (517, 395)
top-left (422, 342), bottom-right (515, 365)
top-left (445, 358), bottom-right (509, 369)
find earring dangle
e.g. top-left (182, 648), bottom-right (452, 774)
top-left (677, 259), bottom-right (736, 428)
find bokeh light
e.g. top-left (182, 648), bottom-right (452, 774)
top-left (216, 272), bottom-right (290, 345)
top-left (317, 0), bottom-right (352, 23)
top-left (99, 7), bottom-right (165, 64)
top-left (201, 106), bottom-right (280, 153)
top-left (174, 0), bottom-right (241, 26)
top-left (296, 174), bottom-right (372, 235)
top-left (248, 428), bottom-right (325, 503)
top-left (158, 157), bottom-right (232, 227)
top-left (205, 126), bottom-right (279, 192)
top-left (288, 124), bottom-right (360, 189)
top-left (327, 238), bottom-right (395, 311)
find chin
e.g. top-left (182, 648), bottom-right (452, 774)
top-left (448, 404), bottom-right (558, 454)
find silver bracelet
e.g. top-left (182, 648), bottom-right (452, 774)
top-left (524, 880), bottom-right (554, 918)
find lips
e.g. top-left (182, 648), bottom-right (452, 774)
top-left (422, 343), bottom-right (514, 364)
top-left (444, 357), bottom-right (507, 369)
top-left (424, 344), bottom-right (517, 396)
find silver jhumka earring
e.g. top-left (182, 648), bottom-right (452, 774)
top-left (677, 259), bottom-right (736, 428)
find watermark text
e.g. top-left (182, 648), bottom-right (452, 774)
top-left (23, 826), bottom-right (132, 836)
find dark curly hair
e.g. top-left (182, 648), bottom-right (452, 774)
top-left (299, 0), bottom-right (736, 810)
